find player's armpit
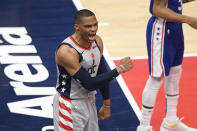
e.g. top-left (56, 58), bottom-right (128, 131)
top-left (56, 44), bottom-right (81, 76)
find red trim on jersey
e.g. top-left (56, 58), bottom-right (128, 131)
top-left (69, 36), bottom-right (92, 50)
top-left (59, 121), bottom-right (73, 131)
top-left (59, 111), bottom-right (73, 123)
top-left (160, 20), bottom-right (166, 74)
top-left (59, 101), bottom-right (71, 114)
top-left (60, 94), bottom-right (71, 103)
top-left (151, 18), bottom-right (158, 75)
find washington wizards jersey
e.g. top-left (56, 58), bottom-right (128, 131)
top-left (55, 36), bottom-right (101, 99)
top-left (149, 0), bottom-right (182, 15)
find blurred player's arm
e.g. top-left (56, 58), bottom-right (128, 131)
top-left (153, 0), bottom-right (189, 23)
top-left (182, 0), bottom-right (195, 4)
top-left (153, 0), bottom-right (197, 29)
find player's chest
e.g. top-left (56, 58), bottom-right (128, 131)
top-left (80, 47), bottom-right (101, 73)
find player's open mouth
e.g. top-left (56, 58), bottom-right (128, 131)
top-left (88, 34), bottom-right (96, 41)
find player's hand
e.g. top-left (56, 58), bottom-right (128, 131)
top-left (117, 57), bottom-right (134, 74)
top-left (98, 105), bottom-right (111, 120)
top-left (187, 18), bottom-right (197, 30)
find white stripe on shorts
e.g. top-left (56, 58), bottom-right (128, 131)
top-left (59, 96), bottom-right (71, 108)
top-left (151, 18), bottom-right (166, 77)
top-left (59, 107), bottom-right (72, 121)
top-left (59, 115), bottom-right (73, 129)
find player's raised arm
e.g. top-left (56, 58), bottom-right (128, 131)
top-left (72, 56), bottom-right (133, 91)
top-left (56, 44), bottom-right (133, 92)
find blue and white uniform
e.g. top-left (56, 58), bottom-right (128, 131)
top-left (53, 36), bottom-right (101, 131)
top-left (147, 0), bottom-right (184, 77)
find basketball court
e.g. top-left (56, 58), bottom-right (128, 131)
top-left (0, 0), bottom-right (197, 131)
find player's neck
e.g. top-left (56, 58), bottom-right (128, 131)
top-left (72, 33), bottom-right (90, 49)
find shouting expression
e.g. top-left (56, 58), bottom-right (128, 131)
top-left (75, 15), bottom-right (98, 43)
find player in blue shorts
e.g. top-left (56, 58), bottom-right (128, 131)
top-left (137, 0), bottom-right (197, 131)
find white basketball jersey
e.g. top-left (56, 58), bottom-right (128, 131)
top-left (56, 36), bottom-right (101, 99)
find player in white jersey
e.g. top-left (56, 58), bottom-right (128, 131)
top-left (53, 9), bottom-right (133, 131)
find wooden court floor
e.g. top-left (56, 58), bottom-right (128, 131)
top-left (80, 0), bottom-right (197, 57)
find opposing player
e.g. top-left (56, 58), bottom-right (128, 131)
top-left (137, 0), bottom-right (197, 131)
top-left (53, 9), bottom-right (133, 131)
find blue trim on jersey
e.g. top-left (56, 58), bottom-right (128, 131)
top-left (94, 40), bottom-right (101, 52)
top-left (56, 65), bottom-right (72, 98)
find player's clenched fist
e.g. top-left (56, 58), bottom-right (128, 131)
top-left (116, 56), bottom-right (134, 74)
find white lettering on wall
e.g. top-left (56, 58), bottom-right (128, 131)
top-left (0, 27), bottom-right (32, 45)
top-left (4, 64), bottom-right (49, 82)
top-left (0, 27), bottom-right (55, 120)
top-left (42, 126), bottom-right (54, 131)
top-left (0, 45), bottom-right (42, 64)
top-left (10, 81), bottom-right (56, 95)
top-left (7, 96), bottom-right (54, 118)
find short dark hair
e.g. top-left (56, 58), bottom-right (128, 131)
top-left (74, 9), bottom-right (95, 24)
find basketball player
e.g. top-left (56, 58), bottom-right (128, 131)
top-left (53, 9), bottom-right (133, 131)
top-left (137, 0), bottom-right (197, 131)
